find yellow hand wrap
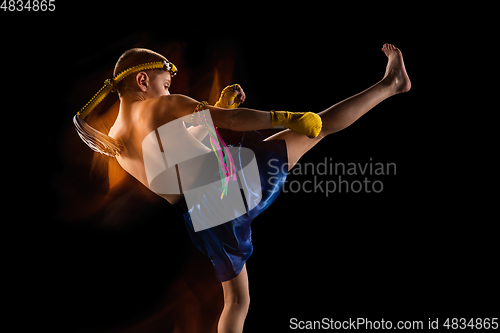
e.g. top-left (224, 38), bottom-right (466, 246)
top-left (215, 84), bottom-right (241, 109)
top-left (270, 111), bottom-right (323, 138)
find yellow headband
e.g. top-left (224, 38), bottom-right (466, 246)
top-left (76, 60), bottom-right (178, 120)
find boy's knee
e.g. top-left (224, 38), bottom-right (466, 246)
top-left (225, 292), bottom-right (250, 309)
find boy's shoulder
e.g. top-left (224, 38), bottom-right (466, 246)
top-left (145, 94), bottom-right (200, 129)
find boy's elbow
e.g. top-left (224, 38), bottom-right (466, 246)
top-left (226, 109), bottom-right (240, 131)
top-left (208, 107), bottom-right (241, 131)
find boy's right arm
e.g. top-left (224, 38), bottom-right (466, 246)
top-left (151, 94), bottom-right (270, 131)
top-left (152, 94), bottom-right (322, 138)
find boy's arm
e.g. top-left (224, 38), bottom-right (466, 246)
top-left (154, 94), bottom-right (321, 137)
top-left (154, 94), bottom-right (270, 131)
top-left (208, 105), bottom-right (272, 131)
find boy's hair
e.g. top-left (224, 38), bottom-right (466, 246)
top-left (113, 48), bottom-right (169, 96)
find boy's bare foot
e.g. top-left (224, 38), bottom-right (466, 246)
top-left (381, 43), bottom-right (411, 94)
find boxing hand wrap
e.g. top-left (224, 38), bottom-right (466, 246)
top-left (215, 84), bottom-right (241, 109)
top-left (270, 111), bottom-right (323, 138)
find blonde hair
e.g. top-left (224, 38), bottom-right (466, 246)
top-left (113, 48), bottom-right (169, 96)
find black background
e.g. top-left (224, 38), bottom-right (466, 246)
top-left (4, 2), bottom-right (497, 332)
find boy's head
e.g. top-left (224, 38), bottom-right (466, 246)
top-left (73, 48), bottom-right (177, 157)
top-left (114, 48), bottom-right (174, 98)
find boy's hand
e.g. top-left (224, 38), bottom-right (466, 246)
top-left (215, 84), bottom-right (246, 108)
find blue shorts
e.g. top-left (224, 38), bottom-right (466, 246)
top-left (180, 129), bottom-right (288, 281)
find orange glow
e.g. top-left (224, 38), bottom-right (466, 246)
top-left (59, 43), bottom-right (239, 331)
top-left (114, 274), bottom-right (223, 333)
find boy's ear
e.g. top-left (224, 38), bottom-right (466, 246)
top-left (135, 72), bottom-right (149, 92)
